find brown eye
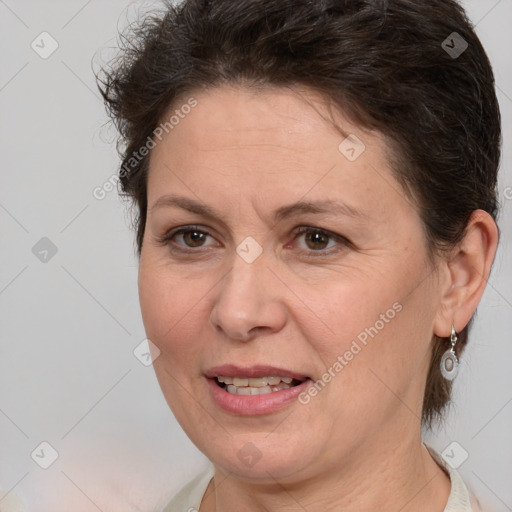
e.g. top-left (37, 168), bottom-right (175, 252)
top-left (304, 230), bottom-right (330, 250)
top-left (162, 226), bottom-right (216, 250)
top-left (182, 229), bottom-right (207, 247)
top-left (291, 226), bottom-right (351, 257)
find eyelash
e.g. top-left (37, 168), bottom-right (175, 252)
top-left (158, 224), bottom-right (351, 257)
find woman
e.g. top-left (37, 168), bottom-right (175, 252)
top-left (98, 0), bottom-right (501, 510)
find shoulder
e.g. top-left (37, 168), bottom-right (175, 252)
top-left (425, 444), bottom-right (482, 512)
top-left (161, 465), bottom-right (215, 512)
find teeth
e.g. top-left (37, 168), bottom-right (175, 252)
top-left (248, 377), bottom-right (267, 387)
top-left (217, 376), bottom-right (296, 387)
top-left (216, 376), bottom-right (302, 395)
top-left (226, 383), bottom-right (291, 395)
top-left (255, 385), bottom-right (272, 395)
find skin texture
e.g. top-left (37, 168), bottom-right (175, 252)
top-left (138, 85), bottom-right (498, 511)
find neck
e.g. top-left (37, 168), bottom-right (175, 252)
top-left (200, 429), bottom-right (450, 512)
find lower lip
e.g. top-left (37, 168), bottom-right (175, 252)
top-left (207, 378), bottom-right (311, 415)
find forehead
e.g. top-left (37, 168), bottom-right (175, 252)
top-left (158, 85), bottom-right (367, 154)
top-left (146, 85), bottom-right (410, 223)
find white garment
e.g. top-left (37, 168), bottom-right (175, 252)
top-left (162, 446), bottom-right (480, 512)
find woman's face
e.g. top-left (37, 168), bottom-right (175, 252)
top-left (138, 85), bottom-right (443, 483)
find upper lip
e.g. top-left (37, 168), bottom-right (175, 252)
top-left (205, 364), bottom-right (309, 381)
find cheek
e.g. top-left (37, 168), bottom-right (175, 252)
top-left (292, 273), bottom-right (401, 354)
top-left (138, 260), bottom-right (193, 353)
top-left (137, 256), bottom-right (222, 375)
top-left (138, 263), bottom-right (170, 340)
top-left (292, 260), bottom-right (434, 402)
top-left (137, 259), bottom-right (212, 421)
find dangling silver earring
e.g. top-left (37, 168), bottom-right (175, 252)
top-left (440, 325), bottom-right (459, 381)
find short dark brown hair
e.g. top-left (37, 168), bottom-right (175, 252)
top-left (97, 0), bottom-right (501, 426)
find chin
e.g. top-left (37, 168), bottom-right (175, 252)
top-left (198, 429), bottom-right (323, 484)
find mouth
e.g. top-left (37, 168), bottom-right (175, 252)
top-left (214, 375), bottom-right (306, 395)
top-left (204, 364), bottom-right (311, 414)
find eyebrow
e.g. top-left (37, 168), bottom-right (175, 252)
top-left (149, 195), bottom-right (367, 223)
top-left (274, 199), bottom-right (366, 222)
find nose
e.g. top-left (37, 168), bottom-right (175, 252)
top-left (209, 253), bottom-right (287, 342)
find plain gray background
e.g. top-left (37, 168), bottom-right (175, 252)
top-left (0, 1), bottom-right (511, 511)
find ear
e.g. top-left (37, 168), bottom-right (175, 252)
top-left (434, 209), bottom-right (499, 337)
